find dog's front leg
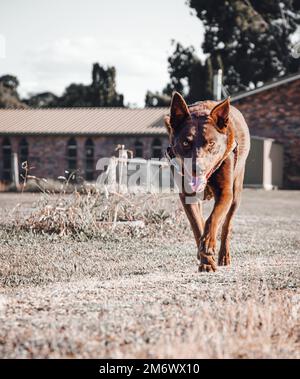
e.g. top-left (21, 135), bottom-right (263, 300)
top-left (179, 193), bottom-right (205, 249)
top-left (199, 189), bottom-right (233, 272)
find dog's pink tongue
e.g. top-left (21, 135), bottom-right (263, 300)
top-left (191, 176), bottom-right (207, 193)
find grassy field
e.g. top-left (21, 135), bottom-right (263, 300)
top-left (0, 190), bottom-right (299, 358)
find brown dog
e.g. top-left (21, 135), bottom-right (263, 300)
top-left (165, 92), bottom-right (250, 272)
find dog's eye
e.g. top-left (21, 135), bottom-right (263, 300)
top-left (208, 141), bottom-right (215, 148)
top-left (182, 140), bottom-right (192, 148)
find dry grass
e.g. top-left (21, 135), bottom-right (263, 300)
top-left (0, 189), bottom-right (299, 358)
top-left (16, 190), bottom-right (186, 239)
top-left (146, 289), bottom-right (300, 359)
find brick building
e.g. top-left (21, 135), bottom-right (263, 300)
top-left (232, 73), bottom-right (300, 189)
top-left (0, 108), bottom-right (169, 183)
top-left (0, 73), bottom-right (299, 188)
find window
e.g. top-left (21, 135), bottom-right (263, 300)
top-left (85, 138), bottom-right (94, 181)
top-left (134, 140), bottom-right (143, 158)
top-left (67, 138), bottom-right (77, 175)
top-left (19, 137), bottom-right (29, 169)
top-left (2, 138), bottom-right (12, 181)
top-left (152, 138), bottom-right (162, 159)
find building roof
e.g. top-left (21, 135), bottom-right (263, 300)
top-left (0, 72), bottom-right (299, 136)
top-left (0, 107), bottom-right (168, 136)
top-left (231, 72), bottom-right (300, 102)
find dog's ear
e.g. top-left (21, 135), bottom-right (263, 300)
top-left (169, 92), bottom-right (191, 133)
top-left (210, 97), bottom-right (230, 131)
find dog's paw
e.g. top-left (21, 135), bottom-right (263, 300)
top-left (198, 235), bottom-right (217, 272)
top-left (218, 249), bottom-right (231, 266)
top-left (218, 255), bottom-right (231, 267)
top-left (198, 263), bottom-right (216, 273)
top-left (198, 254), bottom-right (217, 273)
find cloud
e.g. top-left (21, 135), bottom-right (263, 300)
top-left (1, 0), bottom-right (206, 106)
top-left (19, 36), bottom-right (169, 105)
top-left (31, 37), bottom-right (99, 65)
top-left (28, 36), bottom-right (166, 77)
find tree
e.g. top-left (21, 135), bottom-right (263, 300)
top-left (58, 83), bottom-right (93, 107)
top-left (90, 63), bottom-right (124, 107)
top-left (165, 42), bottom-right (199, 96)
top-left (145, 91), bottom-right (171, 107)
top-left (0, 75), bottom-right (19, 90)
top-left (188, 0), bottom-right (300, 93)
top-left (144, 43), bottom-right (223, 106)
top-left (25, 92), bottom-right (58, 108)
top-left (58, 63), bottom-right (124, 107)
top-left (22, 63), bottom-right (124, 108)
top-left (0, 75), bottom-right (27, 109)
top-left (145, 42), bottom-right (215, 106)
top-left (146, 0), bottom-right (300, 106)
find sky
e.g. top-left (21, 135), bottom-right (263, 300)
top-left (0, 0), bottom-right (205, 107)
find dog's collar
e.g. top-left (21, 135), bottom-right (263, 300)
top-left (165, 140), bottom-right (238, 180)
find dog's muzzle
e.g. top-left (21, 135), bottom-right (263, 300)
top-left (165, 140), bottom-right (238, 193)
top-left (165, 146), bottom-right (206, 193)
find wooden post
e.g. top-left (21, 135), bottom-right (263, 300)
top-left (107, 157), bottom-right (117, 193)
top-left (146, 160), bottom-right (151, 193)
top-left (11, 152), bottom-right (20, 190)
